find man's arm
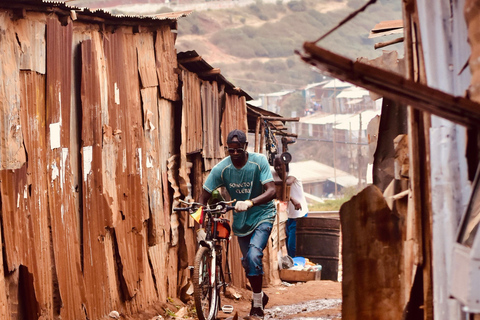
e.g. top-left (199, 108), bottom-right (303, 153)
top-left (251, 181), bottom-right (276, 206)
top-left (198, 188), bottom-right (212, 206)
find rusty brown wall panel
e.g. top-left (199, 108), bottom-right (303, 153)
top-left (103, 28), bottom-right (149, 302)
top-left (0, 12), bottom-right (26, 170)
top-left (46, 18), bottom-right (87, 320)
top-left (80, 35), bottom-right (113, 319)
top-left (148, 239), bottom-right (169, 302)
top-left (181, 70), bottom-right (203, 154)
top-left (155, 25), bottom-right (180, 102)
top-left (159, 99), bottom-right (174, 261)
top-left (124, 227), bottom-right (158, 315)
top-left (167, 246), bottom-right (178, 298)
top-left (159, 98), bottom-right (176, 173)
top-left (18, 71), bottom-right (53, 318)
top-left (16, 18), bottom-right (46, 74)
top-left (0, 218), bottom-right (8, 318)
top-left (222, 93), bottom-right (248, 144)
top-left (142, 87), bottom-right (165, 245)
top-left (202, 81), bottom-right (224, 171)
top-left (136, 32), bottom-right (158, 88)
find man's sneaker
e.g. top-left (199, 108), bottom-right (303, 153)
top-left (248, 306), bottom-right (264, 319)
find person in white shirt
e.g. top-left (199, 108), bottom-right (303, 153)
top-left (272, 155), bottom-right (308, 257)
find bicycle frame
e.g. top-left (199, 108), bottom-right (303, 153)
top-left (174, 200), bottom-right (234, 320)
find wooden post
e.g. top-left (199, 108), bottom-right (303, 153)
top-left (255, 117), bottom-right (261, 153)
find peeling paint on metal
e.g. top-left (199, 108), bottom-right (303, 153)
top-left (49, 122), bottom-right (61, 149)
top-left (137, 148), bottom-right (143, 181)
top-left (146, 155), bottom-right (153, 168)
top-left (51, 161), bottom-right (59, 181)
top-left (83, 146), bottom-right (92, 181)
top-left (61, 148), bottom-right (68, 190)
top-left (114, 82), bottom-right (120, 104)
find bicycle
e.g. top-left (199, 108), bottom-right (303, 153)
top-left (174, 199), bottom-right (235, 320)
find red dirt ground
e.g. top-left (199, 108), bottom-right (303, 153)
top-left (217, 280), bottom-right (342, 319)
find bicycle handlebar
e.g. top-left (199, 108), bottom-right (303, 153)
top-left (173, 200), bottom-right (235, 213)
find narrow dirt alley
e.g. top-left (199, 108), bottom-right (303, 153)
top-left (218, 280), bottom-right (342, 320)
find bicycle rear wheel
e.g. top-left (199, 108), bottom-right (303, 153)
top-left (193, 246), bottom-right (219, 320)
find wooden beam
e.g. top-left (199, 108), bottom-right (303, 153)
top-left (178, 55), bottom-right (203, 64)
top-left (262, 116), bottom-right (300, 122)
top-left (198, 68), bottom-right (221, 77)
top-left (374, 37), bottom-right (404, 49)
top-left (301, 42), bottom-right (480, 128)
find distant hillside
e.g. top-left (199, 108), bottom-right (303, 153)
top-left (174, 0), bottom-right (403, 98)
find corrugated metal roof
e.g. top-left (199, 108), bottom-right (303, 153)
top-left (286, 160), bottom-right (355, 184)
top-left (11, 0), bottom-right (188, 26)
top-left (178, 50), bottom-right (252, 100)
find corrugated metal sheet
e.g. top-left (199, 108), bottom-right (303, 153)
top-left (181, 69), bottom-right (203, 154)
top-left (46, 17), bottom-right (87, 320)
top-left (80, 33), bottom-right (115, 318)
top-left (17, 19), bottom-right (46, 73)
top-left (137, 33), bottom-right (159, 89)
top-left (156, 25), bottom-right (180, 101)
top-left (222, 93), bottom-right (248, 143)
top-left (0, 12), bottom-right (25, 170)
top-left (141, 87), bottom-right (165, 245)
top-left (202, 80), bottom-right (225, 171)
top-left (0, 2), bottom-right (269, 319)
top-left (178, 50), bottom-right (252, 100)
top-left (103, 28), bottom-right (154, 309)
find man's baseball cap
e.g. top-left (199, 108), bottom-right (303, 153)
top-left (227, 129), bottom-right (247, 144)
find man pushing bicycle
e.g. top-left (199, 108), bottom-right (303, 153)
top-left (199, 129), bottom-right (277, 319)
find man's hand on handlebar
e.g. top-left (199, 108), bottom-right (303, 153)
top-left (235, 200), bottom-right (253, 212)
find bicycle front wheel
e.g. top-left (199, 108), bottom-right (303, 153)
top-left (193, 246), bottom-right (219, 320)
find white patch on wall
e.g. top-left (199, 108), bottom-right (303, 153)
top-left (61, 148), bottom-right (68, 190)
top-left (123, 149), bottom-right (127, 172)
top-left (50, 122), bottom-right (61, 149)
top-left (83, 146), bottom-right (93, 182)
top-left (137, 148), bottom-right (143, 181)
top-left (51, 161), bottom-right (59, 181)
top-left (17, 193), bottom-right (20, 208)
top-left (115, 82), bottom-right (120, 105)
top-left (146, 154), bottom-right (153, 168)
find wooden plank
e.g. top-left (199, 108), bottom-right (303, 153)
top-left (302, 42), bottom-right (480, 127)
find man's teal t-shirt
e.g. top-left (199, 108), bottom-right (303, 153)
top-left (203, 152), bottom-right (276, 236)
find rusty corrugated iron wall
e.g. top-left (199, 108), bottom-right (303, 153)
top-left (222, 92), bottom-right (248, 143)
top-left (0, 2), bottom-right (259, 319)
top-left (0, 4), bottom-right (183, 319)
